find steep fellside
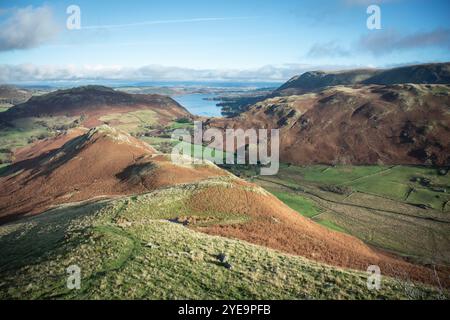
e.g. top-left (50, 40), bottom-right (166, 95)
top-left (208, 84), bottom-right (450, 166)
top-left (0, 125), bottom-right (226, 223)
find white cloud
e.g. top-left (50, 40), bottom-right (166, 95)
top-left (81, 17), bottom-right (258, 30)
top-left (344, 0), bottom-right (397, 5)
top-left (0, 63), bottom-right (358, 83)
top-left (0, 5), bottom-right (60, 51)
top-left (306, 28), bottom-right (450, 58)
top-left (358, 28), bottom-right (450, 55)
top-left (307, 41), bottom-right (351, 58)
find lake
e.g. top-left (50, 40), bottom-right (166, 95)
top-left (16, 80), bottom-right (283, 118)
top-left (172, 93), bottom-right (223, 117)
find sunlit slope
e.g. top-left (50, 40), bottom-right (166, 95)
top-left (0, 187), bottom-right (444, 300)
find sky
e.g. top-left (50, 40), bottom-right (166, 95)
top-left (0, 0), bottom-right (449, 83)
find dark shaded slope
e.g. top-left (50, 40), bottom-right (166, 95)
top-left (0, 85), bottom-right (191, 125)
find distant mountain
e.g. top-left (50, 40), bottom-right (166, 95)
top-left (276, 62), bottom-right (450, 95)
top-left (0, 85), bottom-right (191, 126)
top-left (276, 69), bottom-right (378, 94)
top-left (365, 62), bottom-right (450, 85)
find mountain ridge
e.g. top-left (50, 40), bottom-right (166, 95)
top-left (209, 83), bottom-right (450, 166)
top-left (276, 62), bottom-right (450, 95)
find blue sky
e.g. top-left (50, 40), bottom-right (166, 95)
top-left (0, 0), bottom-right (449, 82)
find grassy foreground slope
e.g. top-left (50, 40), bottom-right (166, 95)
top-left (0, 179), bottom-right (444, 300)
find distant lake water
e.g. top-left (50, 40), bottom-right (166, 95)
top-left (16, 80), bottom-right (283, 118)
top-left (172, 93), bottom-right (223, 117)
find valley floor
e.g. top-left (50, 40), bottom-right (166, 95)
top-left (226, 164), bottom-right (450, 269)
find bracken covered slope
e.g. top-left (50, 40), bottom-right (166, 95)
top-left (0, 125), bottom-right (447, 288)
top-left (209, 84), bottom-right (450, 166)
top-left (0, 125), bottom-right (225, 223)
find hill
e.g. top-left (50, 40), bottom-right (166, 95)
top-left (0, 85), bottom-right (33, 112)
top-left (210, 84), bottom-right (450, 166)
top-left (365, 63), bottom-right (450, 86)
top-left (0, 85), bottom-right (192, 166)
top-left (0, 125), bottom-right (447, 296)
top-left (0, 85), bottom-right (191, 127)
top-left (277, 69), bottom-right (378, 95)
top-left (0, 125), bottom-right (225, 223)
top-left (276, 62), bottom-right (450, 95)
top-left (0, 190), bottom-right (444, 299)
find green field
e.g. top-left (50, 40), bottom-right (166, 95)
top-left (99, 110), bottom-right (158, 135)
top-left (241, 164), bottom-right (450, 266)
top-left (271, 191), bottom-right (321, 218)
top-left (0, 116), bottom-right (80, 164)
top-left (167, 118), bottom-right (194, 130)
top-left (285, 165), bottom-right (386, 185)
top-left (0, 176), bottom-right (443, 299)
top-left (270, 164), bottom-right (450, 211)
top-left (315, 219), bottom-right (347, 233)
top-left (140, 137), bottom-right (235, 161)
top-left (0, 104), bottom-right (12, 113)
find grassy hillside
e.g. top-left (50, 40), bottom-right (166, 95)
top-left (0, 177), bottom-right (444, 299)
top-left (99, 110), bottom-right (158, 135)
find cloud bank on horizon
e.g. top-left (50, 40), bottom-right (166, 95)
top-left (0, 0), bottom-right (449, 83)
top-left (0, 63), bottom-right (349, 83)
